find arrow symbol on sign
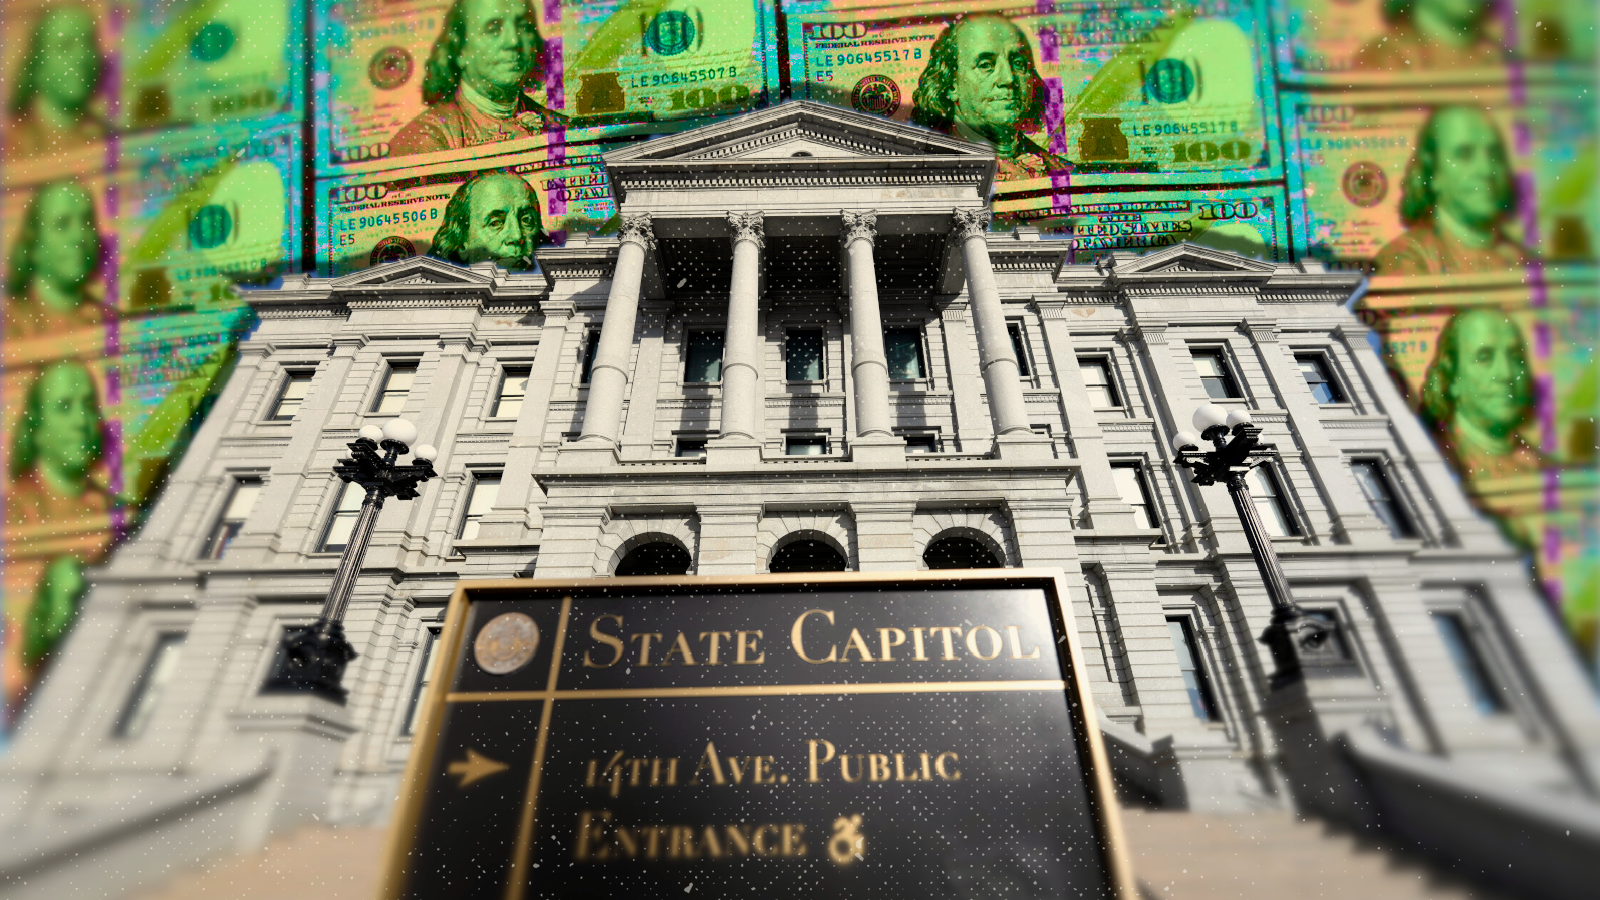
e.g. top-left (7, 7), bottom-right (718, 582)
top-left (447, 748), bottom-right (509, 788)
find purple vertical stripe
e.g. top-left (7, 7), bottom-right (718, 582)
top-left (1038, 26), bottom-right (1059, 64)
top-left (1044, 77), bottom-right (1066, 155)
top-left (544, 0), bottom-right (560, 23)
top-left (546, 39), bottom-right (565, 110)
top-left (106, 420), bottom-right (123, 496)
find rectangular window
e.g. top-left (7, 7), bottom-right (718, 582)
top-left (271, 371), bottom-right (313, 421)
top-left (1165, 618), bottom-right (1219, 722)
top-left (1299, 610), bottom-right (1353, 664)
top-left (786, 436), bottom-right (828, 456)
top-left (1433, 612), bottom-right (1508, 715)
top-left (1079, 357), bottom-right (1120, 408)
top-left (683, 331), bottom-right (724, 383)
top-left (1111, 463), bottom-right (1160, 529)
top-left (1007, 322), bottom-right (1032, 377)
top-left (114, 632), bottom-right (186, 738)
top-left (1246, 465), bottom-right (1298, 537)
top-left (579, 330), bottom-right (601, 384)
top-left (403, 628), bottom-right (441, 736)
top-left (675, 438), bottom-right (707, 459)
top-left (904, 434), bottom-right (938, 454)
top-left (1191, 349), bottom-right (1242, 399)
top-left (320, 481), bottom-right (365, 552)
top-left (201, 478), bottom-right (263, 560)
top-left (492, 367), bottom-right (530, 418)
top-left (884, 328), bottom-right (925, 380)
top-left (1352, 460), bottom-right (1415, 538)
top-left (1296, 354), bottom-right (1345, 404)
top-left (371, 362), bottom-right (417, 415)
top-left (786, 331), bottom-right (824, 382)
top-left (458, 474), bottom-right (501, 540)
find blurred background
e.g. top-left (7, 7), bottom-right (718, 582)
top-left (0, 0), bottom-right (1594, 895)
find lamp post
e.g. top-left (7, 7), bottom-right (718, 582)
top-left (1172, 404), bottom-right (1326, 687)
top-left (266, 418), bottom-right (438, 702)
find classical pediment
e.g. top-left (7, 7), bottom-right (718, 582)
top-left (330, 256), bottom-right (494, 289)
top-left (604, 100), bottom-right (990, 165)
top-left (1112, 243), bottom-right (1280, 276)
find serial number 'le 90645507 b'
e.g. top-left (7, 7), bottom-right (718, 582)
top-left (379, 572), bottom-right (1137, 900)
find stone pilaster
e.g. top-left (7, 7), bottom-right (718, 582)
top-left (954, 208), bottom-right (1044, 458)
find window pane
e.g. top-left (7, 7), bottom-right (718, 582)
top-left (905, 435), bottom-right (937, 454)
top-left (273, 373), bottom-right (312, 419)
top-left (224, 481), bottom-right (262, 519)
top-left (684, 332), bottom-right (724, 383)
top-left (1297, 355), bottom-right (1342, 404)
top-left (1079, 358), bottom-right (1119, 407)
top-left (1433, 613), bottom-right (1507, 715)
top-left (1352, 461), bottom-right (1414, 538)
top-left (373, 364), bottom-right (416, 414)
top-left (1112, 465), bottom-right (1158, 528)
top-left (404, 630), bottom-right (441, 735)
top-left (884, 329), bottom-right (924, 379)
top-left (786, 332), bottom-right (824, 381)
top-left (786, 437), bottom-right (826, 456)
top-left (676, 439), bottom-right (707, 458)
top-left (459, 476), bottom-right (501, 540)
top-left (205, 479), bottom-right (263, 559)
top-left (1192, 350), bottom-right (1241, 399)
top-left (580, 331), bottom-right (601, 384)
top-left (322, 482), bottom-right (365, 552)
top-left (1165, 619), bottom-right (1218, 721)
top-left (116, 633), bottom-right (186, 738)
top-left (1247, 466), bottom-right (1296, 537)
top-left (1008, 323), bottom-right (1031, 376)
top-left (493, 369), bottom-right (529, 418)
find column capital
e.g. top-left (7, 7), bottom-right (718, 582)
top-left (727, 211), bottom-right (766, 250)
top-left (540, 298), bottom-right (576, 321)
top-left (953, 206), bottom-right (990, 240)
top-left (618, 212), bottom-right (656, 251)
top-left (841, 209), bottom-right (877, 247)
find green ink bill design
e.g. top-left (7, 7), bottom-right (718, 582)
top-left (992, 184), bottom-right (1291, 261)
top-left (1268, 0), bottom-right (1596, 86)
top-left (121, 0), bottom-right (305, 130)
top-left (118, 120), bottom-right (304, 312)
top-left (1283, 86), bottom-right (1598, 273)
top-left (787, 0), bottom-right (1281, 190)
top-left (314, 0), bottom-right (779, 174)
top-left (315, 138), bottom-right (628, 277)
top-left (0, 0), bottom-right (120, 182)
top-left (1356, 270), bottom-right (1598, 659)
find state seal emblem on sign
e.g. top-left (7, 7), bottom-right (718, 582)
top-left (474, 612), bottom-right (540, 675)
top-left (851, 75), bottom-right (900, 117)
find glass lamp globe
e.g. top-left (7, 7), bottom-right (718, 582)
top-left (1172, 431), bottom-right (1201, 451)
top-left (382, 418), bottom-right (419, 447)
top-left (411, 444), bottom-right (438, 463)
top-left (1225, 409), bottom-right (1253, 428)
top-left (358, 424), bottom-right (384, 443)
top-left (1191, 404), bottom-right (1228, 432)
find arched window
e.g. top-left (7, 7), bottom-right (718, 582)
top-left (923, 535), bottom-right (1001, 570)
top-left (769, 539), bottom-right (846, 574)
top-left (615, 541), bottom-right (692, 577)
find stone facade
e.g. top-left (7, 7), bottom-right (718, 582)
top-left (3, 103), bottom-right (1597, 898)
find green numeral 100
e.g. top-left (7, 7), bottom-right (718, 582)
top-left (1172, 140), bottom-right (1255, 163)
top-left (669, 83), bottom-right (753, 111)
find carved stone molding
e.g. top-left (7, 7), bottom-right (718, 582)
top-left (1125, 324), bottom-right (1168, 345)
top-left (727, 211), bottom-right (766, 250)
top-left (618, 212), bottom-right (657, 251)
top-left (1243, 321), bottom-right (1281, 343)
top-left (952, 206), bottom-right (990, 240)
top-left (841, 210), bottom-right (877, 247)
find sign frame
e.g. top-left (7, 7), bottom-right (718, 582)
top-left (378, 569), bottom-right (1139, 900)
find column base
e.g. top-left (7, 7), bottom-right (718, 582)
top-left (993, 431), bottom-right (1054, 461)
top-left (850, 434), bottom-right (907, 467)
top-left (556, 438), bottom-right (619, 469)
top-left (705, 437), bottom-right (763, 469)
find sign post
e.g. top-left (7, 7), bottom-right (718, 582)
top-left (380, 571), bottom-right (1138, 899)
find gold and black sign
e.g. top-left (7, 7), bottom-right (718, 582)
top-left (380, 571), bottom-right (1137, 899)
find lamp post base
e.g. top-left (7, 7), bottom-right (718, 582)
top-left (264, 621), bottom-right (358, 703)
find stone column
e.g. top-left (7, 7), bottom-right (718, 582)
top-left (842, 210), bottom-right (903, 463)
top-left (716, 212), bottom-right (765, 445)
top-left (954, 207), bottom-right (1038, 454)
top-left (577, 213), bottom-right (654, 448)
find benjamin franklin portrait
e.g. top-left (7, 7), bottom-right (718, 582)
top-left (1354, 0), bottom-right (1501, 72)
top-left (1373, 107), bottom-right (1529, 276)
top-left (911, 15), bottom-right (1063, 179)
top-left (7, 360), bottom-right (113, 529)
top-left (389, 0), bottom-right (565, 157)
top-left (430, 171), bottom-right (544, 269)
top-left (5, 180), bottom-right (105, 340)
top-left (1420, 309), bottom-right (1539, 480)
top-left (6, 2), bottom-right (108, 156)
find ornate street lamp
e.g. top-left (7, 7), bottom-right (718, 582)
top-left (266, 418), bottom-right (437, 701)
top-left (1172, 404), bottom-right (1326, 686)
